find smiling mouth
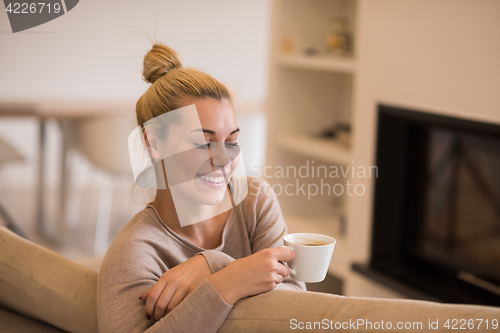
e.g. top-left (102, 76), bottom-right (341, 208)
top-left (198, 174), bottom-right (225, 184)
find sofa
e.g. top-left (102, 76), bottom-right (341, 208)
top-left (1, 226), bottom-right (499, 333)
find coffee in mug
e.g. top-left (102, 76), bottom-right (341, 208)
top-left (293, 237), bottom-right (329, 246)
top-left (283, 233), bottom-right (336, 283)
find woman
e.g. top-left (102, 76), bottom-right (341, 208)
top-left (97, 43), bottom-right (306, 333)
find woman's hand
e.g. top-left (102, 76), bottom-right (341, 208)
top-left (207, 246), bottom-right (294, 305)
top-left (140, 254), bottom-right (211, 321)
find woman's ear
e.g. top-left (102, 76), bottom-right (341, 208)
top-left (143, 128), bottom-right (161, 160)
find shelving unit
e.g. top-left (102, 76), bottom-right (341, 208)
top-left (266, 0), bottom-right (358, 291)
top-left (275, 133), bottom-right (352, 166)
top-left (278, 54), bottom-right (357, 74)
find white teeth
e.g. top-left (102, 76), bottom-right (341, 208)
top-left (199, 175), bottom-right (224, 184)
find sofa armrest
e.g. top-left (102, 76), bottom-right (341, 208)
top-left (0, 227), bottom-right (98, 333)
top-left (218, 289), bottom-right (500, 332)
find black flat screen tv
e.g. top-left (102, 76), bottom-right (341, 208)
top-left (369, 104), bottom-right (500, 306)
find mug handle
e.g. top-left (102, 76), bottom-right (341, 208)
top-left (281, 245), bottom-right (296, 276)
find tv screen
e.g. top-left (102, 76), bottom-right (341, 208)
top-left (416, 128), bottom-right (500, 285)
top-left (369, 104), bottom-right (500, 305)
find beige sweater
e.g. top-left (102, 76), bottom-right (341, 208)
top-left (97, 177), bottom-right (306, 333)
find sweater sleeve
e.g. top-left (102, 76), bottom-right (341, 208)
top-left (196, 250), bottom-right (235, 274)
top-left (97, 239), bottom-right (233, 333)
top-left (250, 178), bottom-right (307, 292)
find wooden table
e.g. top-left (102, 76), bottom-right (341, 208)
top-left (0, 100), bottom-right (135, 244)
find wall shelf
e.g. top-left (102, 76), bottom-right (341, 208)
top-left (278, 54), bottom-right (357, 74)
top-left (275, 133), bottom-right (352, 166)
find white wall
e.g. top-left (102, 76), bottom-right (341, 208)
top-left (347, 0), bottom-right (500, 297)
top-left (0, 0), bottom-right (270, 103)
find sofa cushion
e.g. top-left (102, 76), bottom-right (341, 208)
top-left (0, 307), bottom-right (67, 333)
top-left (0, 227), bottom-right (98, 333)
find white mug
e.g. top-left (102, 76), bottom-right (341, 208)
top-left (283, 233), bottom-right (336, 283)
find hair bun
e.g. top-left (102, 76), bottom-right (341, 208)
top-left (142, 43), bottom-right (182, 84)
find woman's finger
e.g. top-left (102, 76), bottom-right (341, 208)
top-left (144, 278), bottom-right (168, 319)
top-left (140, 290), bottom-right (149, 300)
top-left (153, 283), bottom-right (178, 321)
top-left (273, 272), bottom-right (284, 285)
top-left (275, 261), bottom-right (291, 278)
top-left (274, 246), bottom-right (296, 262)
top-left (166, 287), bottom-right (189, 314)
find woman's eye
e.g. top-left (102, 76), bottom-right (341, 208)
top-left (193, 142), bottom-right (239, 149)
top-left (193, 143), bottom-right (209, 149)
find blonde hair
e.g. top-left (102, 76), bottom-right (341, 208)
top-left (132, 43), bottom-right (232, 204)
top-left (136, 43), bottom-right (232, 127)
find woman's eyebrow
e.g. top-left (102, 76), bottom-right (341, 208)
top-left (190, 127), bottom-right (240, 135)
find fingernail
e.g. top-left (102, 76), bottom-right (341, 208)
top-left (146, 315), bottom-right (151, 320)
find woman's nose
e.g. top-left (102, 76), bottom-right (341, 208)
top-left (209, 142), bottom-right (233, 168)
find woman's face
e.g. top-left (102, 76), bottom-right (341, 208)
top-left (158, 97), bottom-right (240, 206)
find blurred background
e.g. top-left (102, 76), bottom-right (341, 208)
top-left (0, 0), bottom-right (270, 258)
top-left (1, 0), bottom-right (499, 302)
